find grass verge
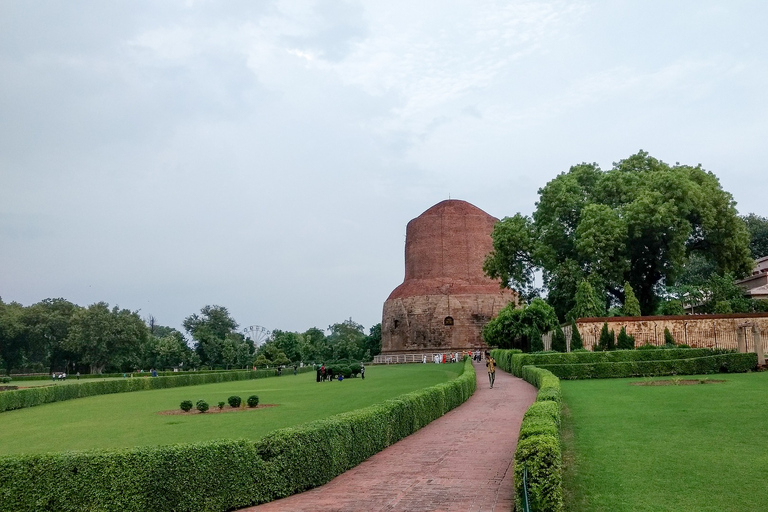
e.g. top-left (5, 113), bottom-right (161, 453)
top-left (561, 373), bottom-right (768, 512)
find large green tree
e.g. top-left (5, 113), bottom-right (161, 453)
top-left (484, 152), bottom-right (753, 318)
top-left (183, 305), bottom-right (239, 367)
top-left (64, 302), bottom-right (148, 374)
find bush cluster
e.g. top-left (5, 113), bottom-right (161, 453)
top-left (0, 377), bottom-right (11, 384)
top-left (0, 370), bottom-right (277, 414)
top-left (0, 359), bottom-right (477, 512)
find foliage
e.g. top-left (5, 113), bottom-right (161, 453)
top-left (484, 152), bottom-right (753, 319)
top-left (743, 213), bottom-right (768, 258)
top-left (658, 299), bottom-right (686, 316)
top-left (663, 328), bottom-right (676, 347)
top-left (64, 302), bottom-right (149, 374)
top-left (568, 280), bottom-right (604, 321)
top-left (180, 400), bottom-right (193, 412)
top-left (247, 395), bottom-right (259, 407)
top-left (217, 401), bottom-right (225, 410)
top-left (195, 399), bottom-right (209, 413)
top-left (596, 323), bottom-right (615, 351)
top-left (227, 395), bottom-right (242, 408)
top-left (254, 355), bottom-right (271, 368)
top-left (551, 325), bottom-right (566, 353)
top-left (570, 321), bottom-right (583, 350)
top-left (530, 327), bottom-right (544, 352)
top-left (616, 327), bottom-right (635, 350)
top-left (482, 299), bottom-right (558, 352)
top-left (0, 360), bottom-right (477, 512)
top-left (183, 305), bottom-right (239, 368)
top-left (621, 282), bottom-right (641, 317)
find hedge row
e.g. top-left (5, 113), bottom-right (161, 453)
top-left (0, 369), bottom-right (283, 414)
top-left (506, 348), bottom-right (733, 377)
top-left (0, 358), bottom-right (476, 512)
top-left (494, 354), bottom-right (564, 512)
top-left (8, 368), bottom-right (247, 381)
top-left (536, 353), bottom-right (758, 380)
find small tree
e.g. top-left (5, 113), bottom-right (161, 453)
top-left (529, 327), bottom-right (544, 352)
top-left (551, 324), bottom-right (567, 352)
top-left (570, 320), bottom-right (584, 350)
top-left (254, 354), bottom-right (271, 368)
top-left (617, 326), bottom-right (635, 350)
top-left (664, 328), bottom-right (676, 347)
top-left (568, 280), bottom-right (604, 321)
top-left (659, 300), bottom-right (685, 316)
top-left (597, 322), bottom-right (615, 351)
top-left (622, 282), bottom-right (641, 317)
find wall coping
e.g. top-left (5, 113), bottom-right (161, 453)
top-left (577, 312), bottom-right (768, 323)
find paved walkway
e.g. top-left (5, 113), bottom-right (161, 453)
top-left (241, 361), bottom-right (537, 512)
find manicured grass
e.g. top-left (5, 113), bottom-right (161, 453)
top-left (561, 373), bottom-right (768, 512)
top-left (0, 363), bottom-right (461, 455)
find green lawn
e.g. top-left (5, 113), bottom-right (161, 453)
top-left (0, 364), bottom-right (462, 456)
top-left (561, 373), bottom-right (768, 512)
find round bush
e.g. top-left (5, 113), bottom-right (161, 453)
top-left (196, 399), bottom-right (209, 413)
top-left (247, 395), bottom-right (259, 407)
top-left (228, 395), bottom-right (242, 408)
top-left (217, 401), bottom-right (225, 410)
top-left (180, 400), bottom-right (193, 412)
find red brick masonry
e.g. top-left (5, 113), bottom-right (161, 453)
top-left (241, 362), bottom-right (536, 512)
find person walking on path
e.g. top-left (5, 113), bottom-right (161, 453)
top-left (486, 352), bottom-right (496, 389)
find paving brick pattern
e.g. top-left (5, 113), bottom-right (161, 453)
top-left (241, 361), bottom-right (536, 512)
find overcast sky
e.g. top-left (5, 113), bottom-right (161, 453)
top-left (2, 1), bottom-right (766, 336)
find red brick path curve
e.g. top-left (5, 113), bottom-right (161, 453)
top-left (241, 361), bottom-right (537, 512)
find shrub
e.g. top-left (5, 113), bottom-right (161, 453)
top-left (616, 327), bottom-right (635, 350)
top-left (664, 327), bottom-right (676, 347)
top-left (180, 400), bottom-right (193, 412)
top-left (349, 363), bottom-right (362, 377)
top-left (0, 377), bottom-right (11, 384)
top-left (228, 395), bottom-right (242, 408)
top-left (196, 400), bottom-right (209, 413)
top-left (551, 325), bottom-right (566, 353)
top-left (530, 327), bottom-right (544, 352)
top-left (597, 322), bottom-right (615, 351)
top-left (570, 321), bottom-right (584, 350)
top-left (247, 395), bottom-right (259, 408)
top-left (217, 401), bottom-right (225, 411)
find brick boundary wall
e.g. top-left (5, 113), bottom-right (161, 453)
top-left (574, 313), bottom-right (768, 352)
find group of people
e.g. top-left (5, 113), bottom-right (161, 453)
top-left (422, 350), bottom-right (485, 364)
top-left (315, 363), bottom-right (365, 382)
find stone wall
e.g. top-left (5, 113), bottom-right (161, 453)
top-left (576, 313), bottom-right (768, 352)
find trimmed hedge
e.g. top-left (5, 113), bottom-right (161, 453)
top-left (0, 370), bottom-right (279, 414)
top-left (536, 353), bottom-right (757, 380)
top-left (505, 348), bottom-right (737, 377)
top-left (0, 359), bottom-right (476, 512)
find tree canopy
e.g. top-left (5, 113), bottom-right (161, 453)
top-left (484, 152), bottom-right (753, 319)
top-left (743, 213), bottom-right (768, 259)
top-left (482, 298), bottom-right (558, 352)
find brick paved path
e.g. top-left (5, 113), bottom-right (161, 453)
top-left (241, 361), bottom-right (537, 512)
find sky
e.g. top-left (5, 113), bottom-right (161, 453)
top-left (1, 1), bottom-right (767, 337)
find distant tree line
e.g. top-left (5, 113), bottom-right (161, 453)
top-left (0, 298), bottom-right (381, 375)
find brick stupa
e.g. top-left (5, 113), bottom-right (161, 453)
top-left (381, 199), bottom-right (517, 355)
